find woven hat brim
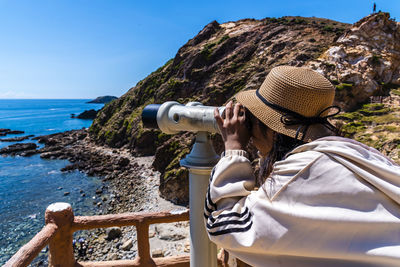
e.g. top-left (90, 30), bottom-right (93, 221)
top-left (235, 90), bottom-right (333, 142)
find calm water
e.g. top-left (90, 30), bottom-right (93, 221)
top-left (0, 99), bottom-right (105, 264)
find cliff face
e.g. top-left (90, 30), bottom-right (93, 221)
top-left (90, 13), bottom-right (400, 203)
top-left (307, 12), bottom-right (400, 110)
top-left (90, 16), bottom-right (347, 149)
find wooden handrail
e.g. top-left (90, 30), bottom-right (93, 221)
top-left (4, 223), bottom-right (58, 267)
top-left (72, 210), bottom-right (189, 230)
top-left (5, 203), bottom-right (190, 267)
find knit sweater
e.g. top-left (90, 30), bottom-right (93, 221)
top-left (204, 137), bottom-right (400, 267)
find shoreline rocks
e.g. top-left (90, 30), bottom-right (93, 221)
top-left (26, 129), bottom-right (190, 262)
top-left (0, 129), bottom-right (25, 136)
top-left (0, 135), bottom-right (34, 142)
top-left (0, 143), bottom-right (37, 156)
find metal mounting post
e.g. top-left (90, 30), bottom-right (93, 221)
top-left (180, 131), bottom-right (219, 267)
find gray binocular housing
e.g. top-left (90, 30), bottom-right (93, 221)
top-left (141, 101), bottom-right (225, 134)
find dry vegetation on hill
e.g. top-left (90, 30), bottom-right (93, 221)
top-left (90, 13), bottom-right (400, 203)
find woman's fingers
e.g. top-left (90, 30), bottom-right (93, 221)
top-left (215, 101), bottom-right (250, 150)
top-left (225, 101), bottom-right (233, 120)
top-left (214, 107), bottom-right (224, 130)
top-left (232, 103), bottom-right (241, 120)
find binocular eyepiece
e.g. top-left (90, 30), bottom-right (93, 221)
top-left (141, 101), bottom-right (225, 134)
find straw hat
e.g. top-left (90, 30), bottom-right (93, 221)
top-left (235, 66), bottom-right (339, 142)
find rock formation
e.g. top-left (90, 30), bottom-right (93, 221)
top-left (0, 129), bottom-right (25, 136)
top-left (90, 13), bottom-right (400, 203)
top-left (87, 96), bottom-right (118, 104)
top-left (72, 109), bottom-right (99, 120)
top-left (0, 143), bottom-right (37, 156)
top-left (307, 13), bottom-right (400, 110)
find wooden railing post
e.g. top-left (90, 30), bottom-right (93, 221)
top-left (136, 222), bottom-right (155, 266)
top-left (45, 202), bottom-right (75, 267)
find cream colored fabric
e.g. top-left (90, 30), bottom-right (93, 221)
top-left (204, 137), bottom-right (400, 267)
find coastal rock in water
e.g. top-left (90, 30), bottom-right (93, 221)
top-left (8, 130), bottom-right (25, 135)
top-left (87, 96), bottom-right (117, 104)
top-left (74, 109), bottom-right (98, 120)
top-left (0, 143), bottom-right (37, 155)
top-left (19, 150), bottom-right (38, 157)
top-left (0, 135), bottom-right (33, 142)
top-left (40, 151), bottom-right (64, 159)
top-left (0, 129), bottom-right (25, 136)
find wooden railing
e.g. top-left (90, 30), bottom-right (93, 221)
top-left (5, 203), bottom-right (190, 267)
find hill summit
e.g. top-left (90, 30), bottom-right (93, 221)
top-left (90, 13), bottom-right (400, 203)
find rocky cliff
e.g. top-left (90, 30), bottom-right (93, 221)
top-left (307, 12), bottom-right (400, 110)
top-left (90, 13), bottom-right (400, 203)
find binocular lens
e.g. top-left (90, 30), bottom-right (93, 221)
top-left (141, 104), bottom-right (161, 129)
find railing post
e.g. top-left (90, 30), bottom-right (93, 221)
top-left (136, 222), bottom-right (155, 266)
top-left (180, 132), bottom-right (219, 267)
top-left (45, 202), bottom-right (75, 267)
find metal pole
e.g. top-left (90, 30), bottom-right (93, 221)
top-left (180, 132), bottom-right (219, 267)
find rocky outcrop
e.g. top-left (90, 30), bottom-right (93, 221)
top-left (0, 135), bottom-right (34, 142)
top-left (0, 143), bottom-right (37, 156)
top-left (90, 13), bottom-right (400, 203)
top-left (87, 96), bottom-right (118, 104)
top-left (90, 16), bottom-right (348, 203)
top-left (334, 90), bottom-right (400, 163)
top-left (72, 109), bottom-right (99, 120)
top-left (0, 129), bottom-right (24, 136)
top-left (307, 12), bottom-right (400, 110)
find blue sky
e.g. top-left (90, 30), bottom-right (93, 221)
top-left (0, 0), bottom-right (398, 99)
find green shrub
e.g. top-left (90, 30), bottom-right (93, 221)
top-left (336, 83), bottom-right (353, 91)
top-left (323, 25), bottom-right (334, 32)
top-left (201, 42), bottom-right (216, 61)
top-left (217, 35), bottom-right (230, 44)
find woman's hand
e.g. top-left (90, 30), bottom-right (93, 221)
top-left (214, 101), bottom-right (250, 151)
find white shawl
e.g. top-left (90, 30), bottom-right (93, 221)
top-left (204, 137), bottom-right (400, 267)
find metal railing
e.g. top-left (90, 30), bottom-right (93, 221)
top-left (5, 202), bottom-right (190, 267)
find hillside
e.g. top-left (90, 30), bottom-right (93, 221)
top-left (87, 96), bottom-right (118, 104)
top-left (90, 13), bottom-right (400, 203)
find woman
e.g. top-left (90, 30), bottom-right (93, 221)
top-left (205, 66), bottom-right (400, 267)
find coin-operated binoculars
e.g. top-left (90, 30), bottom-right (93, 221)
top-left (142, 101), bottom-right (224, 267)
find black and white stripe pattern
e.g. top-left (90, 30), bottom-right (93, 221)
top-left (204, 168), bottom-right (253, 236)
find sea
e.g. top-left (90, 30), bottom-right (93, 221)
top-left (0, 99), bottom-right (105, 264)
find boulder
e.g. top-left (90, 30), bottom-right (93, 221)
top-left (106, 227), bottom-right (122, 241)
top-left (120, 239), bottom-right (133, 251)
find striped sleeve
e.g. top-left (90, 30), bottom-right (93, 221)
top-left (204, 150), bottom-right (255, 237)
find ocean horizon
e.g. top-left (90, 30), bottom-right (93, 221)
top-left (0, 99), bottom-right (106, 264)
